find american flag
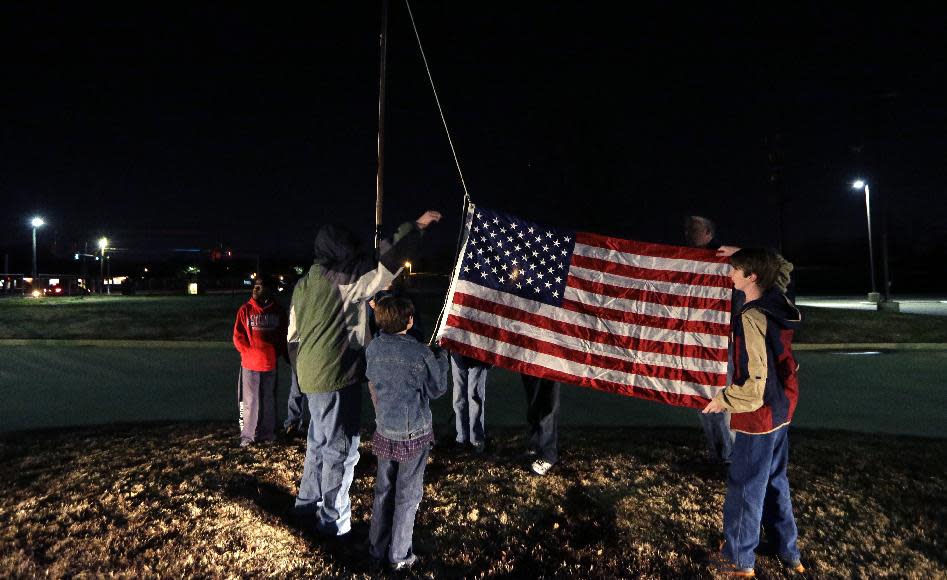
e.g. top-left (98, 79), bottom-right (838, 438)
top-left (435, 204), bottom-right (733, 409)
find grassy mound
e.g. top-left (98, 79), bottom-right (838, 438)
top-left (1, 424), bottom-right (944, 577)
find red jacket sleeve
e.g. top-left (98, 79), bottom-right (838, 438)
top-left (233, 305), bottom-right (251, 354)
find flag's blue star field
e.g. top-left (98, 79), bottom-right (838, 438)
top-left (456, 206), bottom-right (577, 307)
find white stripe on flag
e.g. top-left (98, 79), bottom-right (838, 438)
top-left (451, 303), bottom-right (728, 374)
top-left (449, 280), bottom-right (729, 349)
top-left (568, 264), bottom-right (731, 300)
top-left (443, 328), bottom-right (722, 399)
top-left (573, 243), bottom-right (733, 276)
top-left (563, 285), bottom-right (730, 324)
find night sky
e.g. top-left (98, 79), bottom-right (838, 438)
top-left (2, 3), bottom-right (945, 291)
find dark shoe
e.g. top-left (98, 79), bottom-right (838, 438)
top-left (367, 557), bottom-right (384, 573)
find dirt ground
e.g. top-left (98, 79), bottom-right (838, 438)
top-left (1, 423), bottom-right (944, 578)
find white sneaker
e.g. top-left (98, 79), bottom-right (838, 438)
top-left (531, 459), bottom-right (553, 475)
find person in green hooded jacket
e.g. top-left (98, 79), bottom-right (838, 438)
top-left (289, 210), bottom-right (441, 537)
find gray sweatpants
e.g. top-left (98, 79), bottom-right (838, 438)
top-left (238, 367), bottom-right (277, 443)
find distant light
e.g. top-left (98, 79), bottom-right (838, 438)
top-left (98, 237), bottom-right (108, 250)
top-left (144, 268), bottom-right (149, 273)
top-left (852, 180), bottom-right (866, 190)
top-left (74, 253), bottom-right (80, 260)
top-left (188, 282), bottom-right (199, 295)
top-left (32, 290), bottom-right (41, 298)
top-left (30, 217), bottom-right (45, 228)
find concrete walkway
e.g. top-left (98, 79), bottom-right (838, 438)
top-left (797, 295), bottom-right (947, 316)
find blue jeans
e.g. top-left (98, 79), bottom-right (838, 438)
top-left (369, 447), bottom-right (430, 564)
top-left (699, 410), bottom-right (734, 462)
top-left (293, 382), bottom-right (362, 535)
top-left (451, 352), bottom-right (489, 445)
top-left (283, 369), bottom-right (310, 431)
top-left (722, 426), bottom-right (800, 569)
top-left (522, 374), bottom-right (560, 463)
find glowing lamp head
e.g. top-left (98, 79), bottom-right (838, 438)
top-left (98, 237), bottom-right (108, 250)
top-left (30, 217), bottom-right (45, 228)
top-left (853, 180), bottom-right (866, 190)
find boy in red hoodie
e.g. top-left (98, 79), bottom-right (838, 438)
top-left (233, 276), bottom-right (288, 447)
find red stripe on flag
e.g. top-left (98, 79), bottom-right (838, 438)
top-left (445, 314), bottom-right (727, 387)
top-left (561, 298), bottom-right (730, 336)
top-left (452, 291), bottom-right (727, 363)
top-left (567, 275), bottom-right (731, 312)
top-left (571, 253), bottom-right (733, 288)
top-left (576, 231), bottom-right (730, 264)
top-left (440, 337), bottom-right (713, 410)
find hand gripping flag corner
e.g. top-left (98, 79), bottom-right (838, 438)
top-left (435, 204), bottom-right (733, 409)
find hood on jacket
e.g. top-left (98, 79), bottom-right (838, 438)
top-left (313, 224), bottom-right (361, 268)
top-left (742, 288), bottom-right (802, 330)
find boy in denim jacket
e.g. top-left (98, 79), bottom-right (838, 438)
top-left (365, 295), bottom-right (450, 571)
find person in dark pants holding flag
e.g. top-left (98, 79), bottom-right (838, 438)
top-left (233, 276), bottom-right (288, 447)
top-left (522, 373), bottom-right (560, 475)
top-left (703, 248), bottom-right (804, 577)
top-left (685, 215), bottom-right (737, 464)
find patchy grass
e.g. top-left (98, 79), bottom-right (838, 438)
top-left (794, 306), bottom-right (947, 343)
top-left (1, 424), bottom-right (944, 578)
top-left (0, 295), bottom-right (246, 341)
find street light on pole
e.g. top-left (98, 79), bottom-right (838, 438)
top-left (30, 217), bottom-right (45, 285)
top-left (852, 180), bottom-right (878, 301)
top-left (98, 237), bottom-right (109, 295)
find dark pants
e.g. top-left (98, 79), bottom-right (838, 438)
top-left (522, 374), bottom-right (560, 464)
top-left (238, 367), bottom-right (277, 443)
top-left (722, 426), bottom-right (801, 569)
top-left (369, 448), bottom-right (430, 565)
top-left (293, 382), bottom-right (362, 535)
top-left (283, 368), bottom-right (309, 431)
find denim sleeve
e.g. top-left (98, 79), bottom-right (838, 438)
top-left (422, 347), bottom-right (450, 400)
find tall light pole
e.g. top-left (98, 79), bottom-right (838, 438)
top-left (98, 237), bottom-right (109, 295)
top-left (30, 217), bottom-right (45, 283)
top-left (852, 180), bottom-right (878, 299)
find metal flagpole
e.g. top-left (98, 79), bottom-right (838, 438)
top-left (374, 0), bottom-right (389, 256)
